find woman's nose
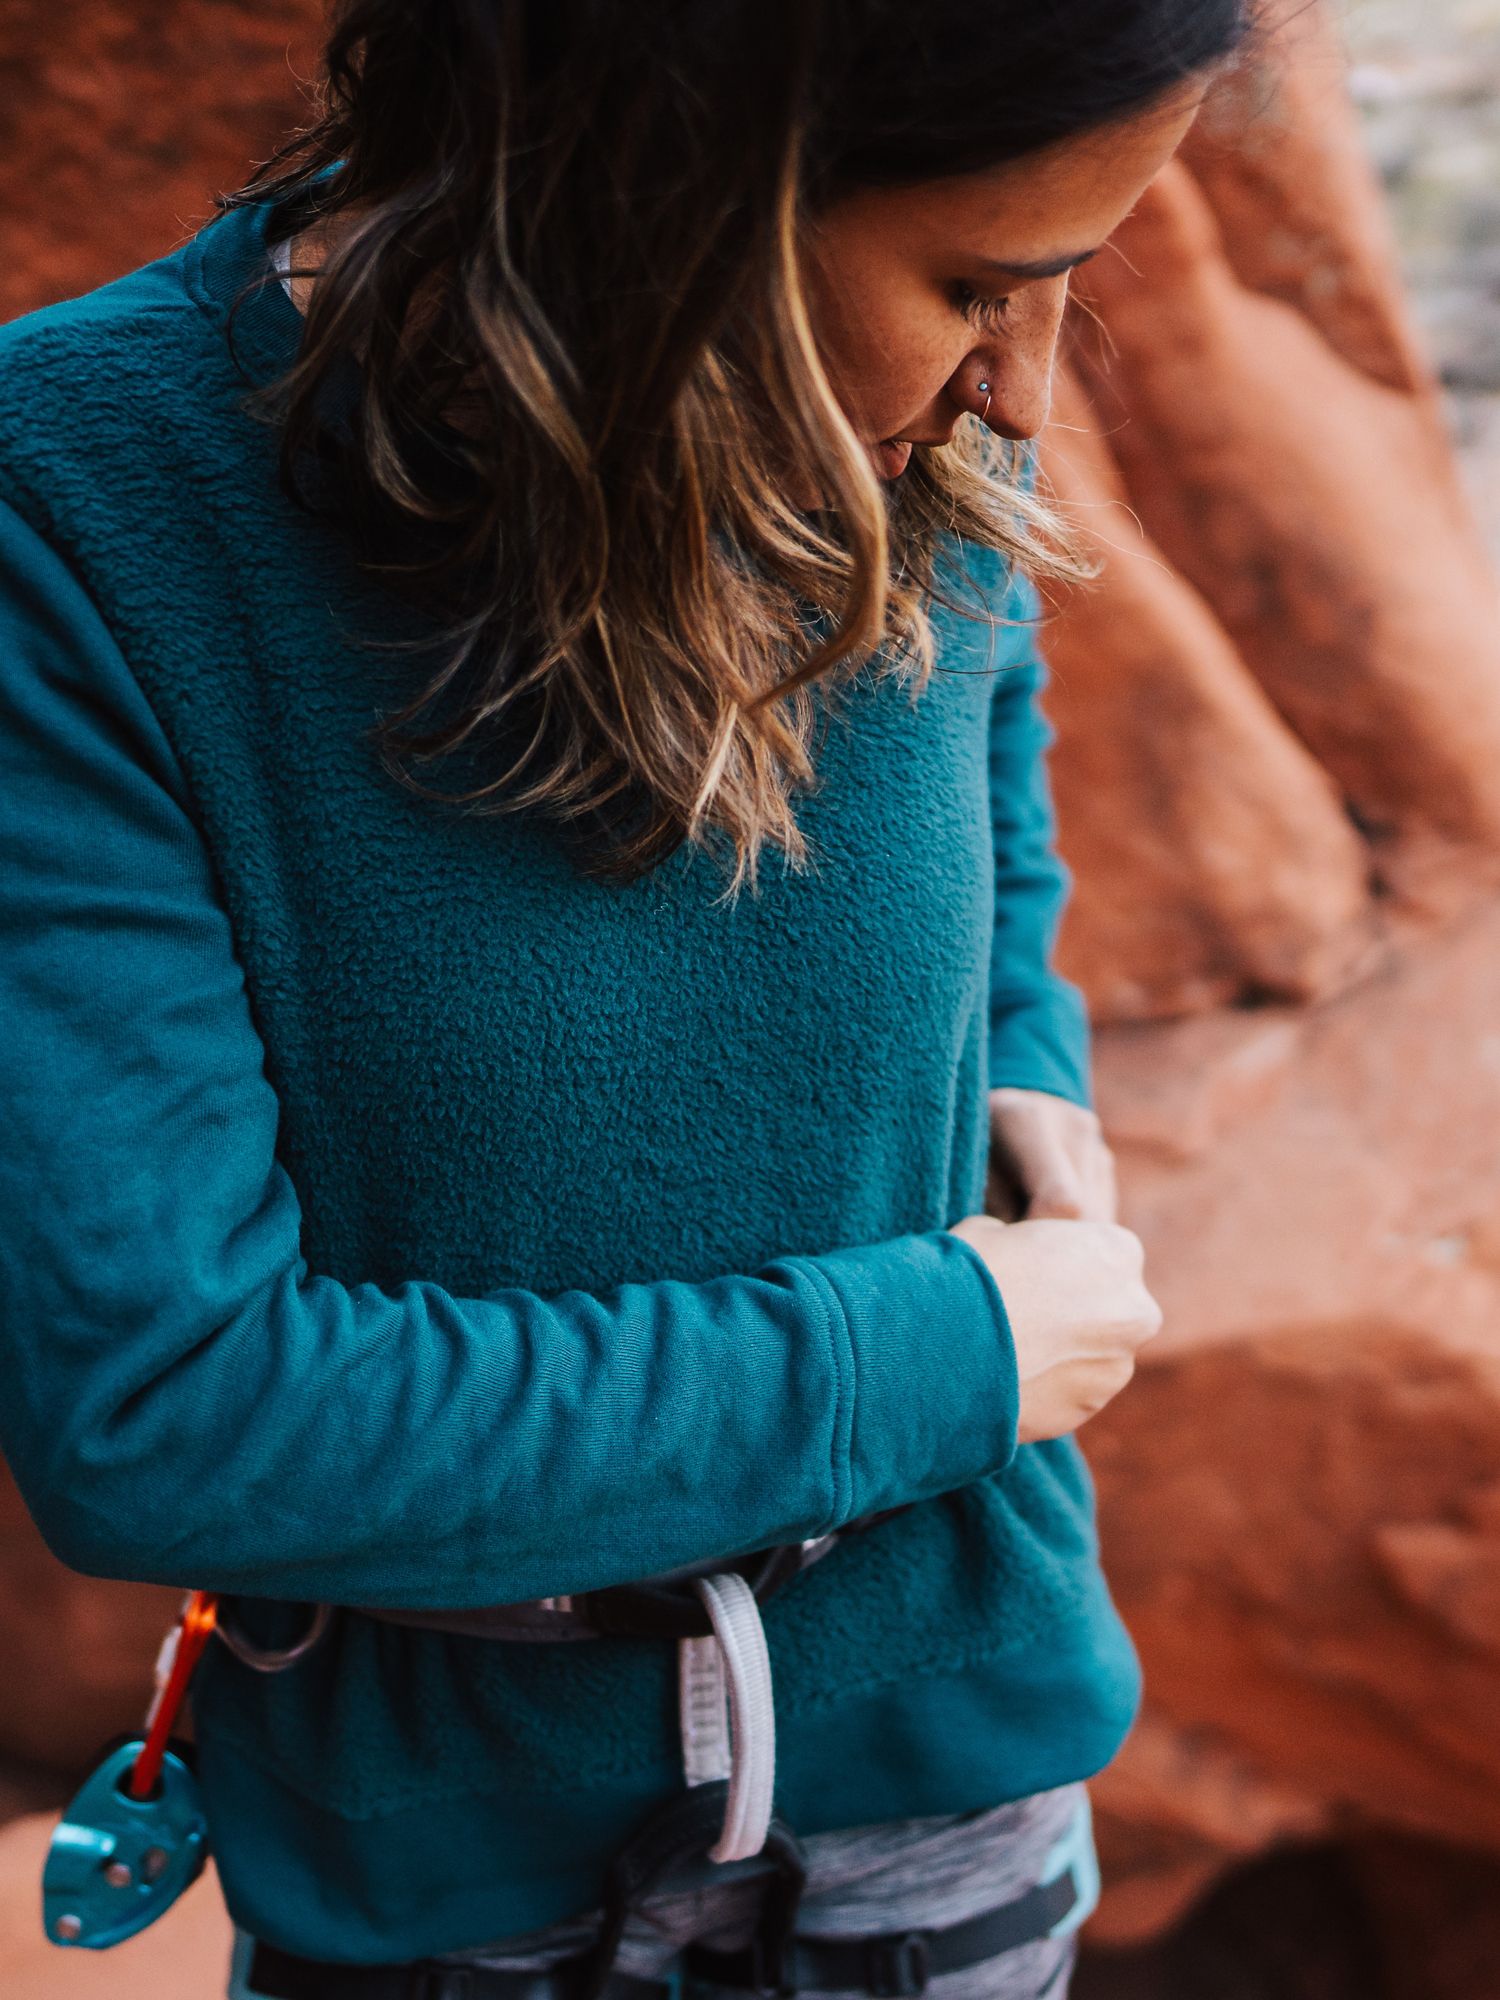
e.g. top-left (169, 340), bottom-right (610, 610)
top-left (953, 371), bottom-right (997, 429)
top-left (975, 356), bottom-right (1055, 442)
top-left (958, 278), bottom-right (1070, 440)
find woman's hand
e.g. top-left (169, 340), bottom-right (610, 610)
top-left (948, 1212), bottom-right (1163, 1442)
top-left (986, 1086), bottom-right (1117, 1222)
top-left (965, 1089), bottom-right (1158, 1439)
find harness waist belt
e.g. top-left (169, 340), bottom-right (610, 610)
top-left (244, 1865), bottom-right (1080, 2000)
top-left (346, 1510), bottom-right (907, 1645)
top-left (246, 1940), bottom-right (670, 2000)
top-left (224, 1510), bottom-right (914, 1908)
top-left (685, 1866), bottom-right (1081, 1995)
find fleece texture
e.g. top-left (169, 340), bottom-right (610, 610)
top-left (0, 199), bottom-right (1140, 1962)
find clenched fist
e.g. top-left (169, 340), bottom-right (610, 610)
top-left (947, 1213), bottom-right (1162, 1441)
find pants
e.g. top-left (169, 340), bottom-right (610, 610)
top-left (230, 1779), bottom-right (1096, 2000)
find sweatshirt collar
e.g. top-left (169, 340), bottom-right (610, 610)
top-left (192, 196), bottom-right (305, 389)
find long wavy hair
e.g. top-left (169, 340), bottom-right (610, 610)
top-left (224, 0), bottom-right (1245, 892)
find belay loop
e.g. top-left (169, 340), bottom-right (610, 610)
top-left (678, 1571), bottom-right (778, 1863)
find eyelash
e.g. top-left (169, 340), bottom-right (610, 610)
top-left (953, 283), bottom-right (1013, 335)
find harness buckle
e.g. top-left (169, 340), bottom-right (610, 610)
top-left (866, 1930), bottom-right (930, 1999)
top-left (412, 1969), bottom-right (475, 2000)
top-left (746, 1925), bottom-right (797, 1999)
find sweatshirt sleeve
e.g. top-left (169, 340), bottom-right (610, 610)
top-left (0, 496), bottom-right (1020, 1609)
top-left (986, 567), bottom-right (1094, 1112)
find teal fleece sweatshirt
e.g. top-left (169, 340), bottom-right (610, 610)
top-left (0, 199), bottom-right (1141, 1962)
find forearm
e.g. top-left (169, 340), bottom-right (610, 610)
top-left (0, 495), bottom-right (1020, 1610)
top-left (6, 1215), bottom-right (1017, 1608)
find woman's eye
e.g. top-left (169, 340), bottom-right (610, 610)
top-left (953, 283), bottom-right (1012, 335)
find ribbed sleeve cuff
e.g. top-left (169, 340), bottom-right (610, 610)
top-left (794, 1229), bottom-right (1021, 1527)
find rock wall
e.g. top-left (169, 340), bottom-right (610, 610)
top-left (1041, 4), bottom-right (1500, 1962)
top-left (0, 0), bottom-right (323, 327)
top-left (3, 1), bottom-right (1500, 1992)
top-left (1043, 0), bottom-right (1500, 1020)
top-left (1085, 896), bottom-right (1500, 1942)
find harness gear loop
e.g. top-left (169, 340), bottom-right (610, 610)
top-left (679, 1572), bottom-right (776, 1862)
top-left (214, 1599), bottom-right (333, 1673)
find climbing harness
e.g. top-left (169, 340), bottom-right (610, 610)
top-left (241, 1787), bottom-right (1094, 2000)
top-left (352, 1512), bottom-right (906, 1863)
top-left (42, 1519), bottom-right (1092, 1990)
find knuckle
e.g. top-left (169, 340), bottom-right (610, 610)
top-left (1114, 1224), bottom-right (1146, 1262)
top-left (1082, 1355), bottom-right (1135, 1417)
top-left (1032, 1188), bottom-right (1085, 1220)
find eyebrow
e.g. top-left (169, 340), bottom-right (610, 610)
top-left (977, 248), bottom-right (1102, 280)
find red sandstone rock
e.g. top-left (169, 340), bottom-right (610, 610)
top-left (0, 1471), bottom-right (176, 1773)
top-left (1063, 6), bottom-right (1500, 942)
top-left (1082, 894), bottom-right (1500, 1938)
top-left (1179, 5), bottom-right (1430, 398)
top-left (1039, 369), bottom-right (1380, 1020)
top-left (1082, 1710), bottom-right (1332, 1946)
top-left (1346, 1834), bottom-right (1500, 2000)
top-left (0, 0), bottom-right (324, 325)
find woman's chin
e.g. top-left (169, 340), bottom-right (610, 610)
top-left (873, 438), bottom-right (913, 481)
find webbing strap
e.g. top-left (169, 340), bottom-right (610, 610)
top-left (576, 1783), bottom-right (807, 2000)
top-left (246, 1939), bottom-right (670, 2000)
top-left (678, 1573), bottom-right (776, 1863)
top-left (682, 1867), bottom-right (1081, 1996)
top-left (246, 1866), bottom-right (1077, 2000)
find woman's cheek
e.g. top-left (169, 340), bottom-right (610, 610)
top-left (870, 331), bottom-right (967, 434)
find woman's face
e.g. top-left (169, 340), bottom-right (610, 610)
top-left (802, 81), bottom-right (1207, 479)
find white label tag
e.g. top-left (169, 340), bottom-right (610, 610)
top-left (679, 1633), bottom-right (733, 1786)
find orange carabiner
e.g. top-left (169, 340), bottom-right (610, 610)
top-left (126, 1591), bottom-right (219, 1800)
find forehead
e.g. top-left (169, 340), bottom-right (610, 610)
top-left (815, 83), bottom-right (1207, 267)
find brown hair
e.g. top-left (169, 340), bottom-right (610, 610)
top-left (225, 0), bottom-right (1243, 893)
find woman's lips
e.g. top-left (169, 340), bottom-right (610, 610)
top-left (875, 438), bottom-right (913, 480)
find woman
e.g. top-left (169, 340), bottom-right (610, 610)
top-left (0, 2), bottom-right (1242, 1994)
